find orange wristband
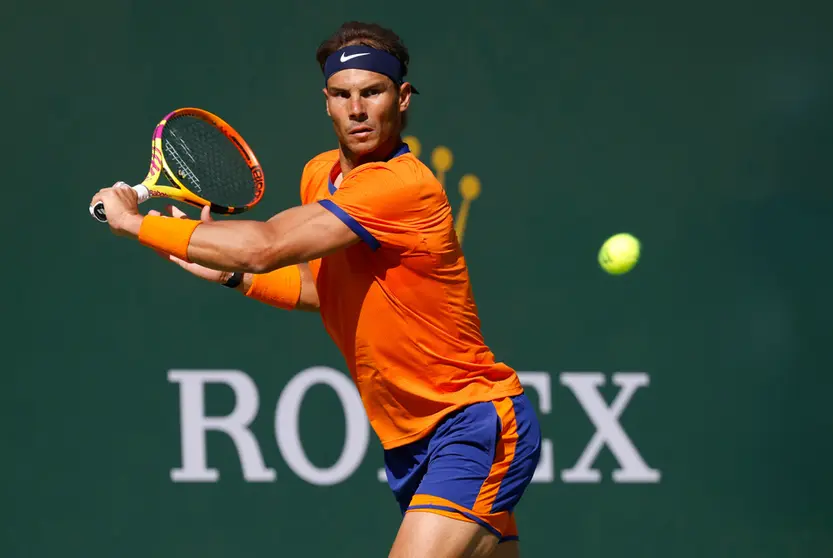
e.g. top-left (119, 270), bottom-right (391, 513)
top-left (245, 265), bottom-right (302, 310)
top-left (138, 215), bottom-right (201, 262)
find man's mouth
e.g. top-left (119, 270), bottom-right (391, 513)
top-left (349, 126), bottom-right (373, 136)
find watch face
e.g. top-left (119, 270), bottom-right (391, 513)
top-left (225, 272), bottom-right (242, 287)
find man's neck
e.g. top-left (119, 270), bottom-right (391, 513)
top-left (338, 135), bottom-right (402, 176)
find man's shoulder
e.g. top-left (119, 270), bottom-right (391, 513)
top-left (350, 153), bottom-right (440, 190)
top-left (300, 149), bottom-right (339, 203)
top-left (303, 149), bottom-right (340, 176)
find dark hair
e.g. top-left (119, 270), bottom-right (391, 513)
top-left (316, 21), bottom-right (411, 78)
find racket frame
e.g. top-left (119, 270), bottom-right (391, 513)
top-left (90, 107), bottom-right (264, 223)
top-left (142, 107), bottom-right (265, 214)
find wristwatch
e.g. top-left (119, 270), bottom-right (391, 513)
top-left (223, 272), bottom-right (243, 289)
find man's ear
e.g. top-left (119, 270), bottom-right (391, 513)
top-left (398, 83), bottom-right (413, 112)
top-left (322, 88), bottom-right (331, 117)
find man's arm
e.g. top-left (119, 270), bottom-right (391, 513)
top-left (92, 182), bottom-right (338, 311)
top-left (186, 203), bottom-right (359, 273)
top-left (229, 262), bottom-right (320, 311)
top-left (122, 201), bottom-right (361, 274)
top-left (296, 262), bottom-right (320, 311)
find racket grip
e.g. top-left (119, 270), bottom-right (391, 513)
top-left (90, 184), bottom-right (151, 223)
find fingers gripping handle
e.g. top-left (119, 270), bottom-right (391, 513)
top-left (90, 185), bottom-right (151, 223)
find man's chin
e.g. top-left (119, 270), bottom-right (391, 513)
top-left (345, 135), bottom-right (378, 154)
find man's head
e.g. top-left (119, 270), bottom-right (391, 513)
top-left (316, 22), bottom-right (416, 160)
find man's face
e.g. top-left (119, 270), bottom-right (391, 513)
top-left (324, 69), bottom-right (410, 157)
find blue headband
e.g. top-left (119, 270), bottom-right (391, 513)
top-left (323, 45), bottom-right (420, 93)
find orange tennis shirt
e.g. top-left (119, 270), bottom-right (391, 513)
top-left (300, 144), bottom-right (523, 450)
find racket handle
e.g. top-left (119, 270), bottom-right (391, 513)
top-left (90, 184), bottom-right (151, 223)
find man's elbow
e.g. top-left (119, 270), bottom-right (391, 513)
top-left (239, 218), bottom-right (355, 273)
top-left (243, 237), bottom-right (298, 274)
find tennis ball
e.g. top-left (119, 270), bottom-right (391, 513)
top-left (598, 233), bottom-right (641, 275)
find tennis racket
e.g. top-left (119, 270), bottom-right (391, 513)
top-left (90, 107), bottom-right (265, 223)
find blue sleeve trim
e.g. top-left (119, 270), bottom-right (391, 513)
top-left (318, 199), bottom-right (381, 251)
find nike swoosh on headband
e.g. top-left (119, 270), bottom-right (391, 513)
top-left (340, 52), bottom-right (371, 62)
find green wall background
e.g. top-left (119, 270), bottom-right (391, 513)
top-left (6, 0), bottom-right (833, 556)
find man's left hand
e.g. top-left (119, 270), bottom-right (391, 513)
top-left (90, 182), bottom-right (143, 237)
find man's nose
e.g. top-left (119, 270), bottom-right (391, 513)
top-left (349, 95), bottom-right (367, 120)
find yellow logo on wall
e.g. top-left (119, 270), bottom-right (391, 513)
top-left (403, 135), bottom-right (481, 245)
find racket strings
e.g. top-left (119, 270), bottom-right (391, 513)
top-left (162, 116), bottom-right (257, 208)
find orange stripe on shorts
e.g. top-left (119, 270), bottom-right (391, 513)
top-left (472, 397), bottom-right (518, 515)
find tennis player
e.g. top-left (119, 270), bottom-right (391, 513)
top-left (91, 21), bottom-right (541, 558)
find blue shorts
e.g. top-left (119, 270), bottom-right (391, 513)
top-left (383, 393), bottom-right (541, 542)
